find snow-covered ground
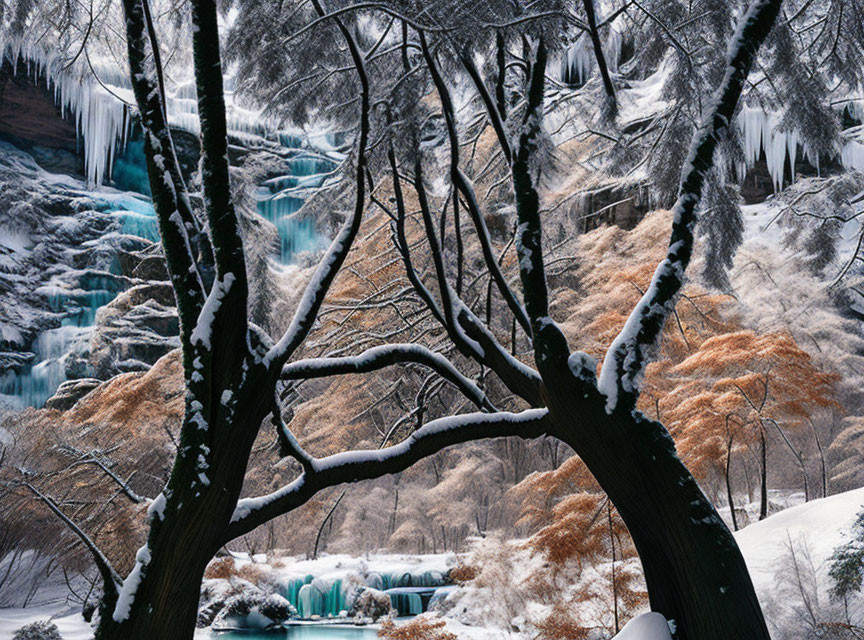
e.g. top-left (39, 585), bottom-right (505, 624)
top-left (2, 490), bottom-right (862, 639)
top-left (736, 486), bottom-right (864, 637)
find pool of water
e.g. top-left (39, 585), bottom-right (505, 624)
top-left (213, 627), bottom-right (378, 639)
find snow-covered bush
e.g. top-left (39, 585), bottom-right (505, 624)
top-left (202, 576), bottom-right (295, 630)
top-left (348, 587), bottom-right (392, 621)
top-left (830, 510), bottom-right (864, 611)
top-left (764, 532), bottom-right (864, 639)
top-left (12, 620), bottom-right (62, 640)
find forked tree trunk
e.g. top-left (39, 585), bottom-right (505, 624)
top-left (95, 371), bottom-right (274, 640)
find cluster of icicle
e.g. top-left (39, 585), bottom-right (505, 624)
top-left (1, 37), bottom-right (133, 187)
top-left (737, 107), bottom-right (813, 192)
top-left (737, 105), bottom-right (864, 190)
top-left (558, 5), bottom-right (623, 86)
top-left (0, 37), bottom-right (268, 188)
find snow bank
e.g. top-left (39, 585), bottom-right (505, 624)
top-left (612, 612), bottom-right (673, 640)
top-left (0, 606), bottom-right (91, 640)
top-left (735, 487), bottom-right (864, 602)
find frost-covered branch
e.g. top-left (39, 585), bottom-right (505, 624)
top-left (271, 396), bottom-right (315, 471)
top-left (459, 51), bottom-right (512, 164)
top-left (16, 481), bottom-right (121, 602)
top-left (597, 0), bottom-right (783, 414)
top-left (456, 305), bottom-right (545, 406)
top-left (420, 31), bottom-right (532, 339)
top-left (281, 344), bottom-right (496, 411)
top-left (510, 37), bottom-right (571, 369)
top-left (265, 0), bottom-right (371, 370)
top-left (190, 0), bottom-right (247, 285)
top-left (582, 0), bottom-right (617, 116)
top-left (387, 145), bottom-right (448, 329)
top-left (120, 0), bottom-right (207, 346)
top-left (225, 408), bottom-right (549, 540)
top-left (388, 147), bottom-right (542, 405)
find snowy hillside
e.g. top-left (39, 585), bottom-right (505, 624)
top-left (737, 488), bottom-right (864, 638)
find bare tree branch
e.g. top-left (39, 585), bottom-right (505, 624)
top-left (225, 408), bottom-right (549, 540)
top-left (598, 0), bottom-right (784, 413)
top-left (281, 343), bottom-right (496, 411)
top-left (16, 482), bottom-right (121, 600)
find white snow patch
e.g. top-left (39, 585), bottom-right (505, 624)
top-left (611, 612), bottom-right (673, 640)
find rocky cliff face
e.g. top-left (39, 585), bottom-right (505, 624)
top-left (0, 140), bottom-right (176, 409)
top-left (0, 59), bottom-right (83, 177)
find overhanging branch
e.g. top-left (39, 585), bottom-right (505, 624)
top-left (225, 408), bottom-right (549, 540)
top-left (281, 344), bottom-right (496, 411)
top-left (17, 482), bottom-right (122, 600)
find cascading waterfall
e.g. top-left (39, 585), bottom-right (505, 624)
top-left (364, 570), bottom-right (445, 590)
top-left (0, 48), bottom-right (341, 408)
top-left (256, 147), bottom-right (336, 264)
top-left (295, 579), bottom-right (348, 618)
top-left (366, 570), bottom-right (447, 617)
top-left (387, 590), bottom-right (425, 616)
top-left (0, 325), bottom-right (89, 407)
top-left (277, 568), bottom-right (449, 620)
top-left (1, 192), bottom-right (159, 409)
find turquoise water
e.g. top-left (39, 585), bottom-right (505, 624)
top-left (277, 571), bottom-right (447, 620)
top-left (4, 132), bottom-right (334, 407)
top-left (214, 627), bottom-right (378, 639)
top-left (255, 147), bottom-right (335, 264)
top-left (112, 136), bottom-right (151, 195)
top-left (1, 192), bottom-right (159, 408)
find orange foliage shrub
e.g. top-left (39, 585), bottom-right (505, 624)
top-left (448, 564), bottom-right (478, 584)
top-left (235, 563), bottom-right (266, 584)
top-left (202, 557), bottom-right (265, 584)
top-left (663, 330), bottom-right (840, 481)
top-left (378, 616), bottom-right (457, 640)
top-left (533, 604), bottom-right (595, 640)
top-left (203, 557), bottom-right (235, 580)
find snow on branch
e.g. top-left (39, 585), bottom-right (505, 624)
top-left (456, 305), bottom-right (545, 407)
top-left (282, 344), bottom-right (496, 411)
top-left (190, 0), bottom-right (247, 282)
top-left (120, 0), bottom-right (206, 342)
top-left (510, 37), bottom-right (572, 371)
top-left (225, 408), bottom-right (549, 540)
top-left (597, 0), bottom-right (783, 414)
top-left (271, 397), bottom-right (315, 470)
top-left (420, 31), bottom-right (532, 339)
top-left (387, 144), bottom-right (542, 406)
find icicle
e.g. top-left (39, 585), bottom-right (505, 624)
top-left (737, 107), bottom-right (802, 192)
top-left (560, 35), bottom-right (593, 85)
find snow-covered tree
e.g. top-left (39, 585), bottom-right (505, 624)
top-left (4, 0), bottom-right (791, 639)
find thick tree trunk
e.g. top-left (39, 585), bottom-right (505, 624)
top-left (95, 369), bottom-right (274, 640)
top-left (96, 524), bottom-right (213, 640)
top-left (542, 369), bottom-right (769, 640)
